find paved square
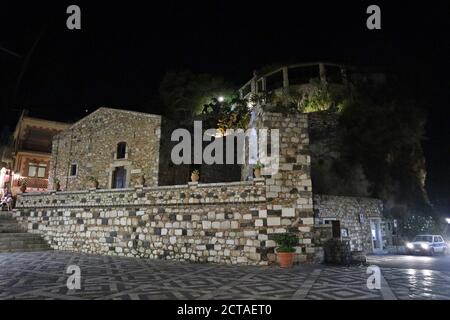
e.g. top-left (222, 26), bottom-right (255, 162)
top-left (0, 251), bottom-right (449, 300)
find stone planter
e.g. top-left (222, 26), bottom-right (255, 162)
top-left (89, 180), bottom-right (99, 189)
top-left (137, 175), bottom-right (145, 186)
top-left (276, 252), bottom-right (295, 268)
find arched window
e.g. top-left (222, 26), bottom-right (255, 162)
top-left (116, 142), bottom-right (127, 159)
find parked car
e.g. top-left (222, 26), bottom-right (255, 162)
top-left (406, 235), bottom-right (448, 256)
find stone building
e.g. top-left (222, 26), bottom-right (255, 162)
top-left (1, 112), bottom-right (70, 195)
top-left (14, 108), bottom-right (319, 265)
top-left (12, 64), bottom-right (387, 264)
top-left (14, 103), bottom-right (383, 265)
top-left (48, 108), bottom-right (161, 191)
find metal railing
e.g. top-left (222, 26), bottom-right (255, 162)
top-left (239, 62), bottom-right (347, 99)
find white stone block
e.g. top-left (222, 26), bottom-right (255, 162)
top-left (244, 230), bottom-right (256, 237)
top-left (202, 221), bottom-right (211, 229)
top-left (255, 219), bottom-right (264, 227)
top-left (281, 207), bottom-right (295, 217)
top-left (267, 217), bottom-right (281, 226)
top-left (212, 221), bottom-right (221, 229)
top-left (208, 212), bottom-right (215, 220)
top-left (298, 226), bottom-right (311, 233)
top-left (220, 221), bottom-right (230, 229)
top-left (265, 240), bottom-right (276, 247)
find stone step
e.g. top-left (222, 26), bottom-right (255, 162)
top-left (0, 233), bottom-right (47, 240)
top-left (0, 211), bottom-right (13, 218)
top-left (0, 247), bottom-right (52, 253)
top-left (0, 233), bottom-right (51, 252)
top-left (0, 239), bottom-right (49, 247)
top-left (0, 222), bottom-right (24, 233)
top-left (0, 215), bottom-right (15, 221)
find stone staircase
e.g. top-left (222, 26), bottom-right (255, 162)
top-left (0, 211), bottom-right (51, 252)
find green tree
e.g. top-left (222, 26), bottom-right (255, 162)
top-left (159, 70), bottom-right (234, 123)
top-left (201, 95), bottom-right (250, 134)
top-left (339, 80), bottom-right (431, 218)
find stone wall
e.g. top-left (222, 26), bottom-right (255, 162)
top-left (14, 178), bottom-right (315, 265)
top-left (241, 107), bottom-right (316, 260)
top-left (313, 194), bottom-right (383, 253)
top-left (14, 107), bottom-right (319, 265)
top-left (49, 108), bottom-right (161, 191)
top-left (14, 106), bottom-right (387, 265)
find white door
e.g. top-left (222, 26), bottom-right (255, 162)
top-left (370, 219), bottom-right (383, 253)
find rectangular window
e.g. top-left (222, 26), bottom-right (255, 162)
top-left (116, 142), bottom-right (127, 159)
top-left (69, 164), bottom-right (77, 177)
top-left (323, 218), bottom-right (337, 224)
top-left (37, 164), bottom-right (47, 178)
top-left (28, 163), bottom-right (38, 177)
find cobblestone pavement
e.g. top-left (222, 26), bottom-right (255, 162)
top-left (1, 251), bottom-right (449, 300)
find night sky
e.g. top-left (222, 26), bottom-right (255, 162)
top-left (1, 1), bottom-right (449, 213)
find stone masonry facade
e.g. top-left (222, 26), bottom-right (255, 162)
top-left (14, 179), bottom-right (315, 265)
top-left (12, 106), bottom-right (384, 265)
top-left (48, 108), bottom-right (161, 191)
top-left (313, 194), bottom-right (383, 252)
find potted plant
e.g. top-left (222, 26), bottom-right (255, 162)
top-left (19, 179), bottom-right (27, 193)
top-left (87, 176), bottom-right (99, 189)
top-left (254, 161), bottom-right (263, 178)
top-left (273, 233), bottom-right (299, 268)
top-left (53, 178), bottom-right (61, 191)
top-left (191, 169), bottom-right (200, 182)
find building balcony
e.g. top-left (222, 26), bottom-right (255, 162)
top-left (15, 177), bottom-right (49, 190)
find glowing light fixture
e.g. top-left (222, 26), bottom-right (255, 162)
top-left (446, 218), bottom-right (450, 224)
top-left (218, 96), bottom-right (224, 102)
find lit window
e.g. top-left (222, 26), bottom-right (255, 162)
top-left (28, 163), bottom-right (38, 177)
top-left (70, 164), bottom-right (77, 177)
top-left (37, 164), bottom-right (47, 178)
top-left (27, 162), bottom-right (47, 178)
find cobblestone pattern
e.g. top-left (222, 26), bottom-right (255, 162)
top-left (48, 108), bottom-right (162, 191)
top-left (313, 194), bottom-right (383, 252)
top-left (1, 251), bottom-right (449, 300)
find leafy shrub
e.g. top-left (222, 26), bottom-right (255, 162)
top-left (273, 233), bottom-right (299, 253)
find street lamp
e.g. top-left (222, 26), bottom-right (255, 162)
top-left (218, 96), bottom-right (224, 102)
